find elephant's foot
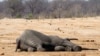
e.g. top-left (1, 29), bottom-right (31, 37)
top-left (54, 46), bottom-right (65, 51)
top-left (27, 47), bottom-right (36, 52)
top-left (65, 46), bottom-right (72, 51)
top-left (72, 46), bottom-right (82, 51)
top-left (37, 45), bottom-right (45, 51)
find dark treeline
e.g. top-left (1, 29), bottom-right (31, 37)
top-left (0, 0), bottom-right (100, 19)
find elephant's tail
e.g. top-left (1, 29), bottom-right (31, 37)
top-left (15, 38), bottom-right (21, 52)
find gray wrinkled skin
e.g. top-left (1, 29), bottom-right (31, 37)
top-left (16, 29), bottom-right (51, 52)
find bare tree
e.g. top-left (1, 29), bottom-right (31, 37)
top-left (5, 0), bottom-right (24, 17)
top-left (25, 0), bottom-right (47, 18)
top-left (0, 0), bottom-right (100, 18)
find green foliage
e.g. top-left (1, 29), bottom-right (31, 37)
top-left (15, 13), bottom-right (22, 18)
top-left (25, 13), bottom-right (34, 19)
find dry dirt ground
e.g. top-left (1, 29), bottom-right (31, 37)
top-left (0, 17), bottom-right (100, 56)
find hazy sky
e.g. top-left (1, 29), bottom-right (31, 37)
top-left (48, 0), bottom-right (53, 1)
top-left (0, 0), bottom-right (89, 2)
top-left (0, 0), bottom-right (53, 1)
top-left (0, 0), bottom-right (3, 1)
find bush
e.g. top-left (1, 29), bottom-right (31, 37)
top-left (25, 13), bottom-right (34, 19)
top-left (25, 13), bottom-right (40, 19)
top-left (15, 14), bottom-right (22, 18)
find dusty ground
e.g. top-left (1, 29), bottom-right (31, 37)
top-left (0, 17), bottom-right (100, 56)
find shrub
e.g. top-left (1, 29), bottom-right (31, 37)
top-left (15, 14), bottom-right (22, 18)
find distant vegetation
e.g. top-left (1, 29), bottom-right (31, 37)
top-left (0, 0), bottom-right (100, 19)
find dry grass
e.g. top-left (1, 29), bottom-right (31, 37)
top-left (0, 17), bottom-right (100, 56)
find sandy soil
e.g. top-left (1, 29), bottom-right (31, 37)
top-left (0, 17), bottom-right (100, 56)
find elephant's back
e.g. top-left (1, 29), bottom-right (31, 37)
top-left (49, 36), bottom-right (64, 46)
top-left (19, 30), bottom-right (43, 46)
top-left (29, 30), bottom-right (51, 44)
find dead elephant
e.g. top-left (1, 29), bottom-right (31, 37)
top-left (15, 29), bottom-right (82, 52)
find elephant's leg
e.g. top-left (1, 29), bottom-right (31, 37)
top-left (20, 43), bottom-right (36, 52)
top-left (37, 45), bottom-right (45, 51)
top-left (27, 47), bottom-right (36, 52)
top-left (62, 40), bottom-right (82, 51)
top-left (65, 46), bottom-right (72, 51)
top-left (72, 46), bottom-right (82, 51)
top-left (20, 42), bottom-right (31, 51)
top-left (54, 46), bottom-right (65, 51)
